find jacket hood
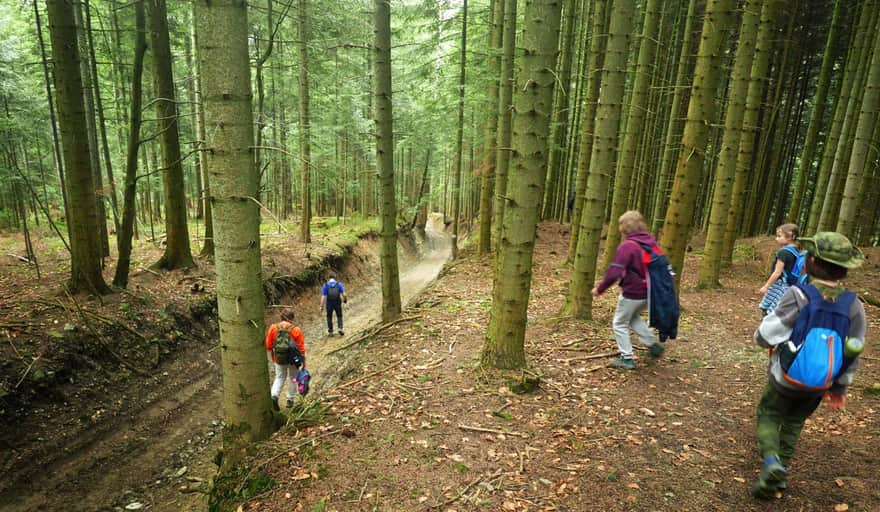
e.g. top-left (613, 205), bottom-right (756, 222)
top-left (626, 231), bottom-right (657, 246)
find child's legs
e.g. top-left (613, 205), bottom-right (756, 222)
top-left (756, 382), bottom-right (785, 460)
top-left (628, 301), bottom-right (657, 347)
top-left (778, 395), bottom-right (822, 466)
top-left (613, 296), bottom-right (644, 358)
top-left (271, 363), bottom-right (289, 398)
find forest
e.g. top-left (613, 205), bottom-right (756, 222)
top-left (0, 0), bottom-right (879, 511)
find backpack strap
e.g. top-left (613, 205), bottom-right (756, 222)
top-left (781, 245), bottom-right (800, 258)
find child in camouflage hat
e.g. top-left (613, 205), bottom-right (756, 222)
top-left (751, 232), bottom-right (866, 499)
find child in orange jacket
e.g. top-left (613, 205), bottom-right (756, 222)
top-left (265, 308), bottom-right (306, 410)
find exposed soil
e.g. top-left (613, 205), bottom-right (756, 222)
top-left (234, 223), bottom-right (880, 512)
top-left (0, 217), bottom-right (450, 512)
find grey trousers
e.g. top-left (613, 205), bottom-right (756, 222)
top-left (612, 295), bottom-right (657, 358)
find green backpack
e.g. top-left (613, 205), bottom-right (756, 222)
top-left (274, 327), bottom-right (303, 367)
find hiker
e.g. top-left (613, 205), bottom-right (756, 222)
top-left (264, 308), bottom-right (306, 410)
top-left (751, 232), bottom-right (865, 499)
top-left (320, 272), bottom-right (348, 336)
top-left (758, 223), bottom-right (804, 315)
top-left (591, 210), bottom-right (667, 370)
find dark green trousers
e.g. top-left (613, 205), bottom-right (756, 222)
top-left (756, 382), bottom-right (822, 465)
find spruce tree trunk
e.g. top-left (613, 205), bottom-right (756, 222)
top-left (541, 0), bottom-right (578, 219)
top-left (651, 0), bottom-right (697, 233)
top-left (807, 0), bottom-right (875, 232)
top-left (149, 0), bottom-right (195, 270)
top-left (478, 0), bottom-right (504, 254)
top-left (194, 0), bottom-right (275, 470)
top-left (113, 0), bottom-right (147, 289)
top-left (720, 0), bottom-right (780, 265)
top-left (46, 0), bottom-right (111, 295)
top-left (191, 21), bottom-right (214, 257)
top-left (697, 0), bottom-right (763, 288)
top-left (374, 0), bottom-right (402, 322)
top-left (565, 0), bottom-right (635, 320)
top-left (787, 0), bottom-right (842, 223)
top-left (451, 0), bottom-right (468, 259)
top-left (659, 0), bottom-right (736, 280)
top-left (482, 0), bottom-right (563, 369)
top-left (297, 0), bottom-right (313, 243)
top-left (818, 3), bottom-right (878, 231)
top-left (600, 0), bottom-right (661, 269)
top-left (491, 0), bottom-right (518, 250)
top-left (837, 28), bottom-right (880, 236)
top-left (566, 0), bottom-right (608, 262)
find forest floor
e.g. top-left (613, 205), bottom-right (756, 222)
top-left (239, 223), bottom-right (880, 512)
top-left (1, 220), bottom-right (878, 512)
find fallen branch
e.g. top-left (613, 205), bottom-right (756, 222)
top-left (429, 469), bottom-right (503, 510)
top-left (331, 360), bottom-right (404, 391)
top-left (14, 355), bottom-right (40, 389)
top-left (326, 315), bottom-right (419, 355)
top-left (557, 351), bottom-right (617, 362)
top-left (137, 266), bottom-right (161, 277)
top-left (7, 253), bottom-right (30, 263)
top-left (457, 424), bottom-right (528, 438)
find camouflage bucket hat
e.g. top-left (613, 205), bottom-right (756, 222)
top-left (797, 232), bottom-right (865, 269)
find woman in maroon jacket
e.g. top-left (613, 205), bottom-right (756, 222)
top-left (591, 211), bottom-right (666, 370)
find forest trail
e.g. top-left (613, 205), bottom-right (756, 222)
top-left (0, 219), bottom-right (451, 512)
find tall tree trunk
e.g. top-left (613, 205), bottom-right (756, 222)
top-left (786, 0), bottom-right (843, 224)
top-left (600, 0), bottom-right (661, 269)
top-left (297, 0), bottom-right (313, 243)
top-left (33, 0), bottom-right (70, 228)
top-left (659, 0), bottom-right (736, 280)
top-left (837, 28), bottom-right (880, 236)
top-left (482, 0), bottom-right (563, 369)
top-left (565, 0), bottom-right (634, 320)
top-left (478, 0), bottom-right (504, 254)
top-left (807, 0), bottom-right (875, 232)
top-left (184, 22), bottom-right (204, 221)
top-left (191, 21), bottom-right (214, 257)
top-left (541, 0), bottom-right (578, 219)
top-left (818, 2), bottom-right (878, 231)
top-left (720, 0), bottom-right (780, 264)
top-left (45, 0), bottom-right (111, 295)
top-left (697, 0), bottom-right (763, 288)
top-left (149, 0), bottom-right (195, 270)
top-left (113, 0), bottom-right (147, 288)
top-left (491, 0), bottom-right (518, 250)
top-left (193, 0), bottom-right (275, 471)
top-left (452, 0), bottom-right (468, 259)
top-left (374, 0), bottom-right (402, 322)
top-left (73, 0), bottom-right (110, 259)
top-left (651, 0), bottom-right (697, 233)
top-left (566, 0), bottom-right (608, 262)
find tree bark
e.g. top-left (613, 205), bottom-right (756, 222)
top-left (491, 0), bottom-right (518, 251)
top-left (149, 0), bottom-right (195, 270)
top-left (374, 0), bottom-right (402, 322)
top-left (45, 0), bottom-right (111, 295)
top-left (483, 0), bottom-right (563, 369)
top-left (451, 0), bottom-right (468, 259)
top-left (194, 0), bottom-right (275, 471)
top-left (478, 0), bottom-right (504, 254)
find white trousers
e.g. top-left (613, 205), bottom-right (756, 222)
top-left (612, 295), bottom-right (657, 358)
top-left (271, 363), bottom-right (297, 400)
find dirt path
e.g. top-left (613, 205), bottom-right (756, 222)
top-left (0, 222), bottom-right (451, 512)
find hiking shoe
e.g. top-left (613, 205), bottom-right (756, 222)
top-left (338, 330), bottom-right (344, 336)
top-left (271, 396), bottom-right (280, 411)
top-left (610, 357), bottom-right (636, 370)
top-left (328, 329), bottom-right (333, 336)
top-left (286, 398), bottom-right (294, 408)
top-left (649, 343), bottom-right (665, 358)
top-left (751, 456), bottom-right (787, 499)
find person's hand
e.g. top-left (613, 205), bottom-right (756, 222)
top-left (825, 392), bottom-right (846, 411)
top-left (758, 285), bottom-right (768, 295)
top-left (591, 287), bottom-right (600, 298)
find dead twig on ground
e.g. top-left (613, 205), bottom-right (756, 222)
top-left (557, 351), bottom-right (617, 362)
top-left (331, 361), bottom-right (404, 391)
top-left (458, 424), bottom-right (528, 438)
top-left (14, 355), bottom-right (40, 389)
top-left (326, 315), bottom-right (419, 355)
top-left (240, 429), bottom-right (342, 494)
top-left (429, 469), bottom-right (503, 510)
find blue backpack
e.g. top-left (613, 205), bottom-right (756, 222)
top-left (778, 284), bottom-right (856, 390)
top-left (781, 246), bottom-right (807, 285)
top-left (631, 241), bottom-right (680, 342)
